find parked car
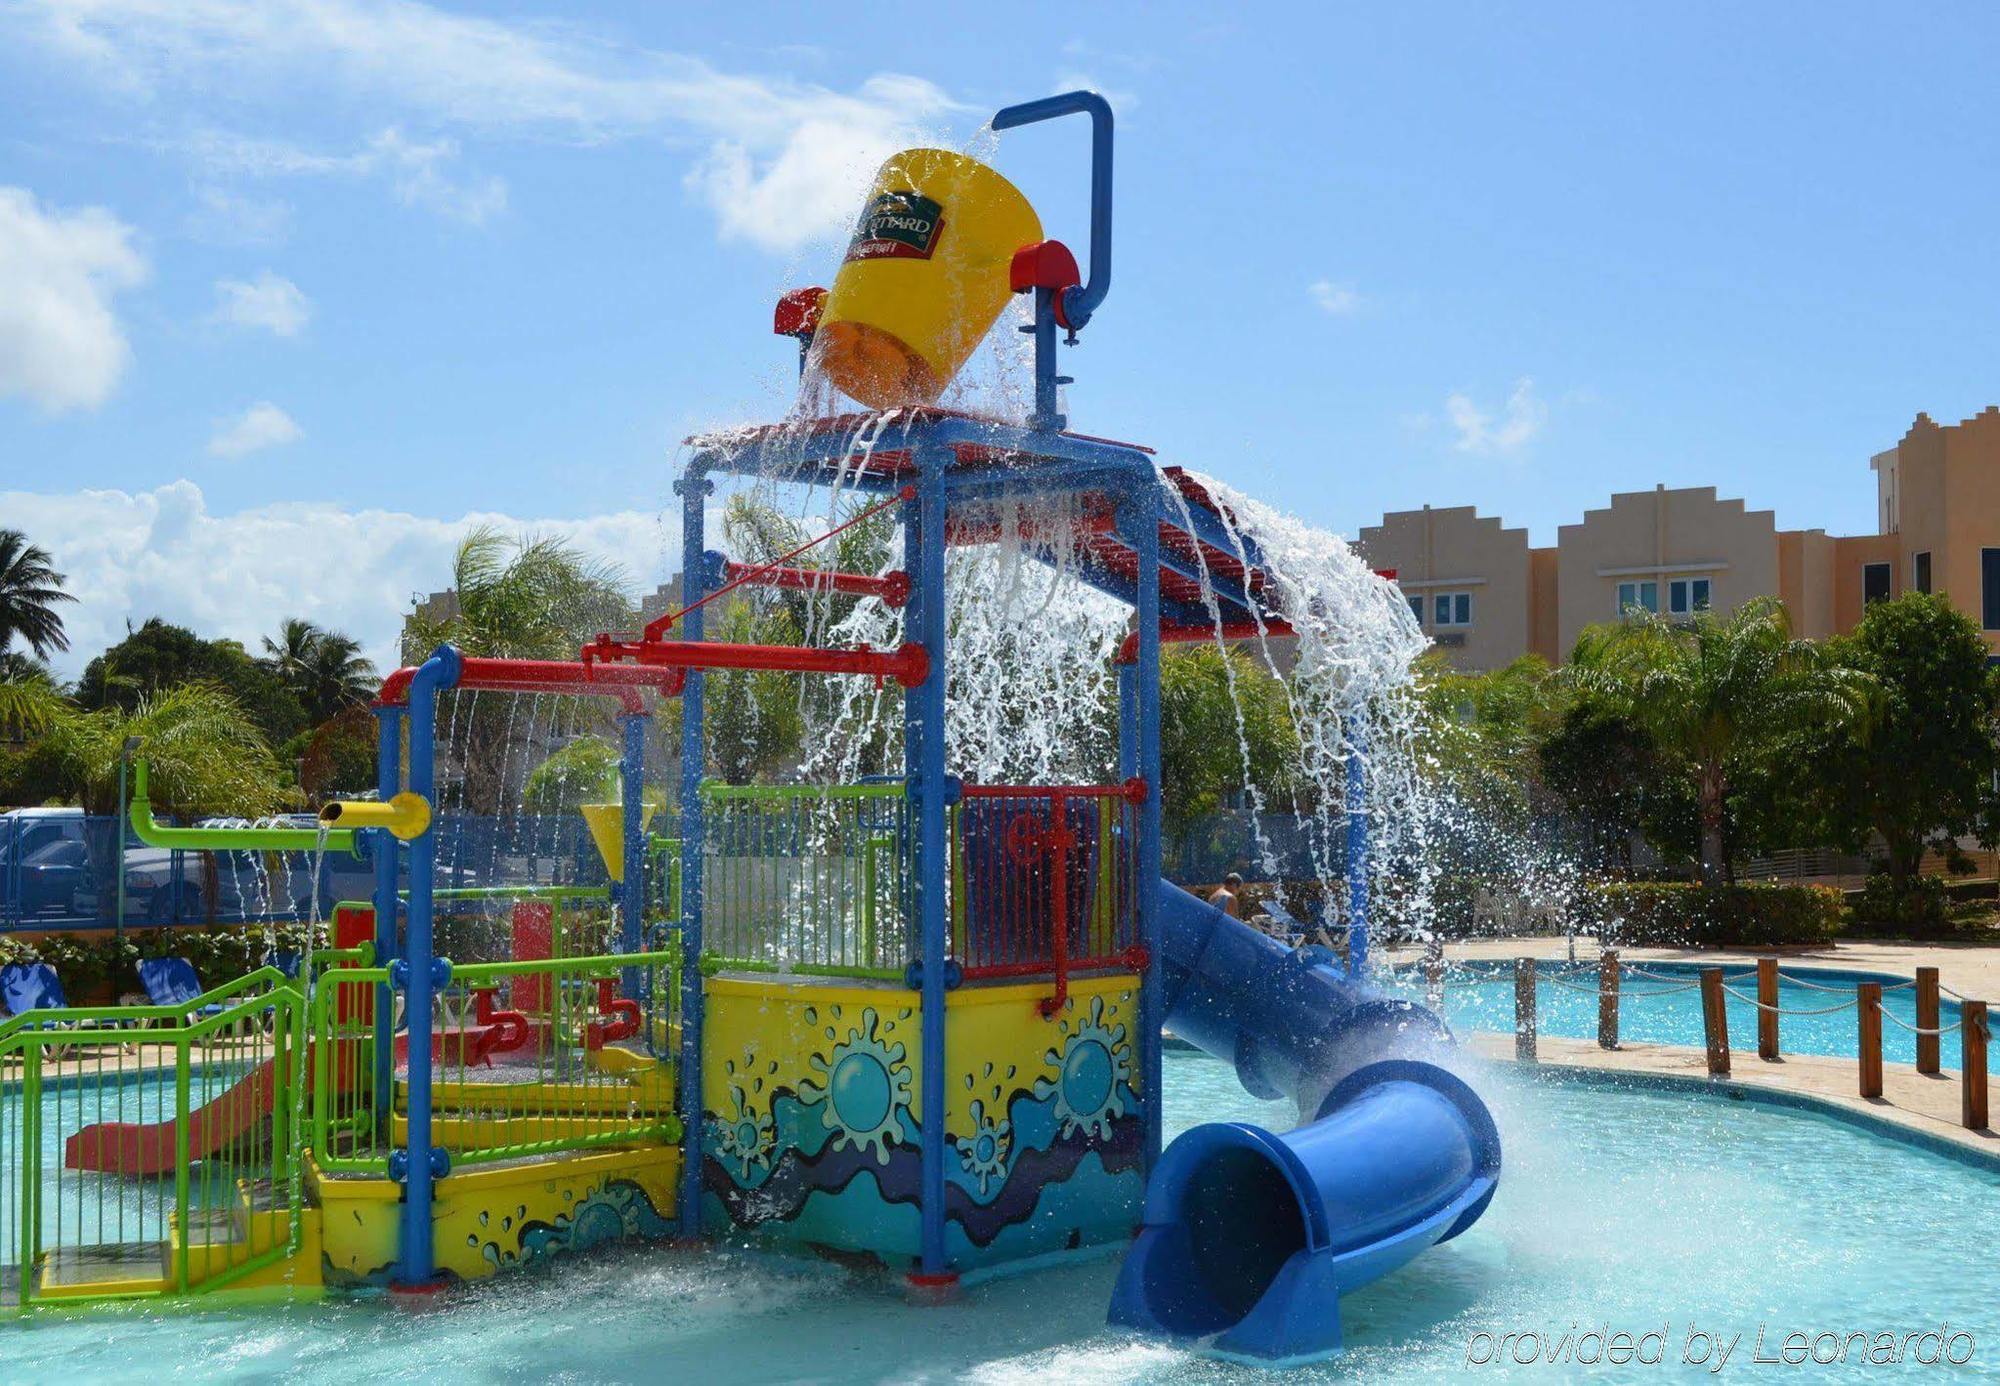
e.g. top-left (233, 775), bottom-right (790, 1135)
top-left (12, 837), bottom-right (92, 916)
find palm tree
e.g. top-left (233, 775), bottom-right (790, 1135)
top-left (401, 527), bottom-right (634, 663)
top-left (399, 529), bottom-right (635, 813)
top-left (42, 681), bottom-right (283, 818)
top-left (262, 618), bottom-right (377, 722)
top-left (1566, 597), bottom-right (1870, 883)
top-left (0, 530), bottom-right (78, 659)
top-left (0, 652), bottom-right (66, 740)
top-left (39, 681), bottom-right (284, 920)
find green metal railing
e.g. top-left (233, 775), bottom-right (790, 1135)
top-left (311, 947), bottom-right (680, 1175)
top-left (0, 970), bottom-right (306, 1309)
top-left (698, 782), bottom-right (911, 980)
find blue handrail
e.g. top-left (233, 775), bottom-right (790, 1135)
top-left (991, 90), bottom-right (1114, 330)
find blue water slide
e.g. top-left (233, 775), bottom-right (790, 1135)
top-left (1107, 883), bottom-right (1501, 1364)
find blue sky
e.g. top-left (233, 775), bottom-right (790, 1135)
top-left (4, 2), bottom-right (1999, 673)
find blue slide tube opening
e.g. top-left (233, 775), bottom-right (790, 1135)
top-left (1109, 883), bottom-right (1502, 1364)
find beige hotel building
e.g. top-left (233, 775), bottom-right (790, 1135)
top-left (1357, 406), bottom-right (2000, 670)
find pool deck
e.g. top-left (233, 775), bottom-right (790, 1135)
top-left (1382, 935), bottom-right (2000, 1158)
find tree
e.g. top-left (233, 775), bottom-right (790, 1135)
top-left (39, 682), bottom-right (284, 920)
top-left (401, 527), bottom-right (633, 663)
top-left (1797, 594), bottom-right (1998, 890)
top-left (523, 735), bottom-right (621, 815)
top-left (1158, 643), bottom-right (1298, 843)
top-left (1416, 653), bottom-right (1558, 817)
top-left (400, 528), bottom-right (637, 813)
top-left (0, 653), bottom-right (65, 741)
top-left (262, 618), bottom-right (377, 722)
top-left (293, 705), bottom-right (379, 804)
top-left (704, 602), bottom-right (807, 784)
top-left (0, 530), bottom-right (77, 660)
top-left (1566, 598), bottom-right (1869, 882)
top-left (78, 618), bottom-right (307, 747)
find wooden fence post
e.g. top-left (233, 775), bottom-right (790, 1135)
top-left (1757, 957), bottom-right (1779, 1060)
top-left (1965, 1000), bottom-right (1989, 1131)
top-left (1857, 981), bottom-right (1883, 1098)
top-left (1515, 957), bottom-right (1537, 1063)
top-left (1700, 967), bottom-right (1729, 1076)
top-left (1597, 949), bottom-right (1619, 1050)
top-left (1915, 967), bottom-right (1941, 1075)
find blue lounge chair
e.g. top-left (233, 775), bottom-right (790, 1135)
top-left (0, 962), bottom-right (124, 1052)
top-left (0, 961), bottom-right (67, 1016)
top-left (137, 957), bottom-right (225, 1020)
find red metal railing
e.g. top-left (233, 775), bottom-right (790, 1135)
top-left (952, 780), bottom-right (1147, 1015)
top-left (719, 560), bottom-right (911, 608)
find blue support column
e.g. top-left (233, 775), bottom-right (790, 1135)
top-left (673, 474), bottom-right (712, 1238)
top-left (1116, 659), bottom-right (1137, 781)
top-left (1344, 717), bottom-right (1370, 979)
top-left (1125, 487), bottom-right (1165, 1171)
top-left (394, 644), bottom-right (460, 1290)
top-left (371, 705), bottom-right (403, 1137)
top-left (618, 709), bottom-right (647, 999)
top-left (908, 457), bottom-right (952, 1283)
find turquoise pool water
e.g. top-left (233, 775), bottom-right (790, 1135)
top-left (1383, 960), bottom-right (1956, 1066)
top-left (8, 1048), bottom-right (1997, 1383)
top-left (1, 1064), bottom-right (254, 1262)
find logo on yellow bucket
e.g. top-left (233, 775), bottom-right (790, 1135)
top-left (846, 190), bottom-right (945, 262)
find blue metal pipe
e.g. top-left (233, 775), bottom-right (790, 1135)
top-left (1116, 661), bottom-right (1137, 782)
top-left (674, 475), bottom-right (712, 1237)
top-left (394, 643), bottom-right (461, 1288)
top-left (1344, 718), bottom-right (1369, 979)
top-left (619, 710), bottom-right (647, 1000)
top-left (909, 454), bottom-right (951, 1280)
top-left (370, 704), bottom-right (402, 1144)
top-left (1123, 494), bottom-right (1165, 1172)
top-left (991, 91), bottom-right (1113, 329)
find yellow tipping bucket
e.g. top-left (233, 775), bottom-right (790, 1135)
top-left (580, 802), bottom-right (657, 884)
top-left (815, 148), bottom-right (1042, 410)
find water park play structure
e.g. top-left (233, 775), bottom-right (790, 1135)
top-left (0, 92), bottom-right (1498, 1364)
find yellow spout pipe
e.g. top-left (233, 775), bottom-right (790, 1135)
top-left (319, 792), bottom-right (432, 842)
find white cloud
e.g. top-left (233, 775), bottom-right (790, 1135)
top-left (211, 270), bottom-right (310, 337)
top-left (2, 480), bottom-right (670, 678)
top-left (0, 186), bottom-right (148, 412)
top-left (208, 401), bottom-right (303, 457)
top-left (1309, 279), bottom-right (1359, 316)
top-left (15, 0), bottom-right (960, 248)
top-left (368, 128), bottom-right (508, 223)
top-left (1445, 378), bottom-right (1547, 455)
top-left (186, 184), bottom-right (294, 244)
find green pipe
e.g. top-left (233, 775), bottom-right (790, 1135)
top-left (128, 760), bottom-right (361, 855)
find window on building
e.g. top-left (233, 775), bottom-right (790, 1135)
top-left (1407, 594), bottom-right (1423, 625)
top-left (1668, 578), bottom-right (1711, 616)
top-left (1984, 550), bottom-right (2000, 630)
top-left (1863, 562), bottom-right (1891, 606)
top-left (1616, 580), bottom-right (1658, 616)
top-left (1915, 552), bottom-right (1932, 595)
top-left (1432, 591), bottom-right (1472, 627)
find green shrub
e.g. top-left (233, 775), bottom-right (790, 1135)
top-left (1587, 881), bottom-right (1842, 947)
top-left (1849, 873), bottom-right (1952, 934)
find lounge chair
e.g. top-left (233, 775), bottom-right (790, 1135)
top-left (136, 956), bottom-right (226, 1022)
top-left (0, 963), bottom-right (125, 1057)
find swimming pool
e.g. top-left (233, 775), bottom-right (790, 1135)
top-left (1382, 959), bottom-right (1956, 1066)
top-left (7, 1047), bottom-right (1996, 1382)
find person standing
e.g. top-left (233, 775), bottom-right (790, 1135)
top-left (1207, 872), bottom-right (1243, 919)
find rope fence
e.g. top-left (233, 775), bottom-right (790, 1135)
top-left (1473, 952), bottom-right (1993, 1132)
